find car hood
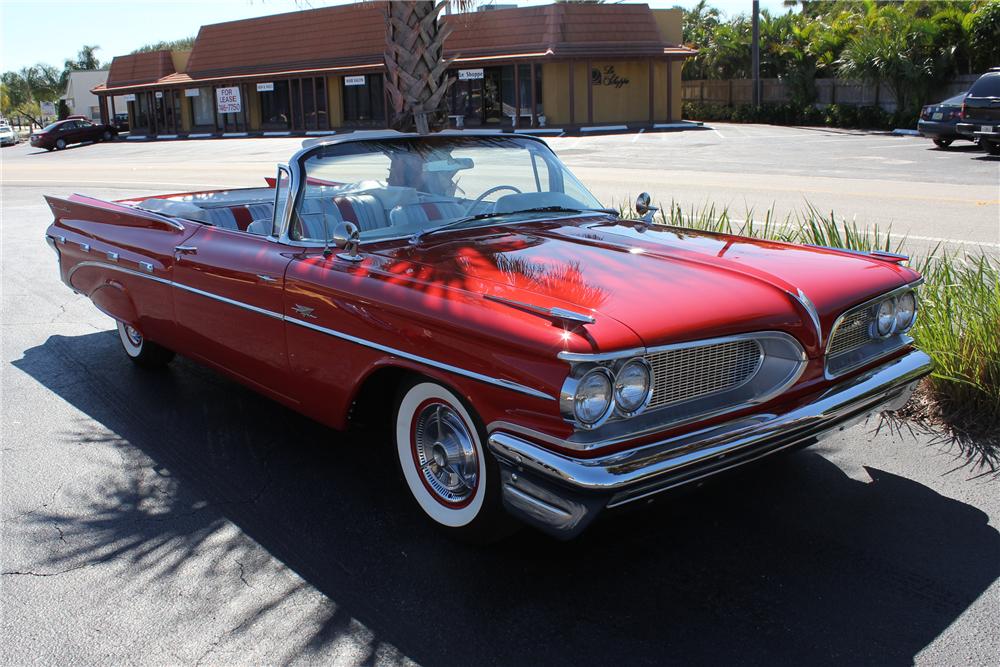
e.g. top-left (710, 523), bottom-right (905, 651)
top-left (366, 216), bottom-right (919, 357)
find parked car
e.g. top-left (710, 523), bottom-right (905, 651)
top-left (29, 118), bottom-right (117, 151)
top-left (917, 92), bottom-right (969, 148)
top-left (957, 69), bottom-right (1000, 155)
top-left (0, 121), bottom-right (17, 146)
top-left (43, 132), bottom-right (932, 540)
top-left (114, 113), bottom-right (129, 132)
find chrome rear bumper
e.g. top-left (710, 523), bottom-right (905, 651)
top-left (488, 349), bottom-right (933, 538)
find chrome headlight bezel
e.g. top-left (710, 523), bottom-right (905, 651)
top-left (560, 365), bottom-right (615, 430)
top-left (895, 291), bottom-right (917, 332)
top-left (613, 357), bottom-right (653, 418)
top-left (875, 298), bottom-right (897, 337)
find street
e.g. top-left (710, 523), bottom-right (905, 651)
top-left (2, 126), bottom-right (998, 665)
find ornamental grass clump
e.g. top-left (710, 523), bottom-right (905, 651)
top-left (616, 198), bottom-right (1000, 471)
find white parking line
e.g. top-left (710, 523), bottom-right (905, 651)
top-left (631, 128), bottom-right (645, 143)
top-left (730, 218), bottom-right (1000, 249)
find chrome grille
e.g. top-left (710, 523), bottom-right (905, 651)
top-left (828, 307), bottom-right (875, 357)
top-left (645, 339), bottom-right (764, 410)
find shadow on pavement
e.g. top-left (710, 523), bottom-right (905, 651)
top-left (12, 332), bottom-right (1000, 665)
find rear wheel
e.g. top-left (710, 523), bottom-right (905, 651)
top-left (55, 138), bottom-right (66, 150)
top-left (102, 130), bottom-right (112, 141)
top-left (117, 321), bottom-right (174, 368)
top-left (932, 138), bottom-right (953, 148)
top-left (394, 378), bottom-right (513, 542)
top-left (984, 140), bottom-right (1000, 156)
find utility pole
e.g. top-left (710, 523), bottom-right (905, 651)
top-left (752, 0), bottom-right (761, 107)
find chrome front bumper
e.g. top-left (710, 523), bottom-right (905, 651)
top-left (488, 349), bottom-right (933, 538)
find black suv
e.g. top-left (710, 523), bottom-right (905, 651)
top-left (957, 69), bottom-right (1000, 155)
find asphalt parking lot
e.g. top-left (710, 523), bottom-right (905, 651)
top-left (2, 126), bottom-right (999, 665)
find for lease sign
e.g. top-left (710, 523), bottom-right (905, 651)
top-left (216, 86), bottom-right (242, 113)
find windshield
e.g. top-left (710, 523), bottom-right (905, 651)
top-left (290, 135), bottom-right (604, 243)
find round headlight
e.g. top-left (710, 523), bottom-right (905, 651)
top-left (895, 291), bottom-right (916, 331)
top-left (573, 368), bottom-right (614, 426)
top-left (614, 359), bottom-right (652, 417)
top-left (876, 299), bottom-right (896, 337)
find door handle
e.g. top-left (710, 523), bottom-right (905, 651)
top-left (256, 274), bottom-right (277, 283)
top-left (174, 245), bottom-right (198, 254)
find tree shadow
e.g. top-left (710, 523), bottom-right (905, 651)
top-left (10, 331), bottom-right (1000, 665)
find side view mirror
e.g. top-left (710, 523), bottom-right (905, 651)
top-left (332, 221), bottom-right (362, 261)
top-left (635, 192), bottom-right (658, 222)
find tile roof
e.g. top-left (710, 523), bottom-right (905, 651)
top-left (96, 3), bottom-right (695, 93)
top-left (444, 3), bottom-right (677, 60)
top-left (185, 3), bottom-right (385, 78)
top-left (107, 51), bottom-right (175, 87)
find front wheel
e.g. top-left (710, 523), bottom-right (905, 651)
top-left (117, 321), bottom-right (174, 368)
top-left (932, 138), bottom-right (953, 148)
top-left (102, 130), bottom-right (112, 141)
top-left (394, 379), bottom-right (513, 542)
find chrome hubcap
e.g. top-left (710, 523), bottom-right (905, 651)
top-left (414, 403), bottom-right (478, 505)
top-left (124, 325), bottom-right (142, 347)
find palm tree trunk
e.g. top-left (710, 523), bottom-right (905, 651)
top-left (383, 0), bottom-right (455, 134)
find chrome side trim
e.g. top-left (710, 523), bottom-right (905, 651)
top-left (67, 261), bottom-right (171, 286)
top-left (285, 316), bottom-right (554, 401)
top-left (78, 242), bottom-right (91, 253)
top-left (557, 347), bottom-right (645, 363)
top-left (484, 294), bottom-right (595, 325)
top-left (171, 281), bottom-right (284, 320)
top-left (789, 288), bottom-right (822, 345)
top-left (106, 252), bottom-right (119, 262)
top-left (139, 261), bottom-right (154, 273)
top-left (68, 260), bottom-right (554, 401)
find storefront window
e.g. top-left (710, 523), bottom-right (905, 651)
top-left (286, 77), bottom-right (329, 131)
top-left (260, 83), bottom-right (291, 130)
top-left (188, 87), bottom-right (214, 128)
top-left (342, 75), bottom-right (385, 125)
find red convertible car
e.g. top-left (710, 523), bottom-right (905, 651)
top-left (45, 132), bottom-right (932, 540)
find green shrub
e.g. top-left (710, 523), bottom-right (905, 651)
top-left (683, 101), bottom-right (906, 130)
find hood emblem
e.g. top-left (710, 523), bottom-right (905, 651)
top-left (292, 304), bottom-right (317, 319)
top-left (484, 294), bottom-right (595, 326)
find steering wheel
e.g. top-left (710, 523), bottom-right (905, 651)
top-left (466, 185), bottom-right (522, 214)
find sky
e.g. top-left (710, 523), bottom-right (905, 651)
top-left (1, 0), bottom-right (791, 73)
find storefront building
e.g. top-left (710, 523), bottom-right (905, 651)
top-left (93, 3), bottom-right (694, 137)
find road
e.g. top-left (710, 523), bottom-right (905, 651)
top-left (2, 128), bottom-right (998, 665)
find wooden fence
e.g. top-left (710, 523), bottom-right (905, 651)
top-left (682, 75), bottom-right (980, 111)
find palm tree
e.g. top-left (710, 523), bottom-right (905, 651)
top-left (383, 1), bottom-right (461, 134)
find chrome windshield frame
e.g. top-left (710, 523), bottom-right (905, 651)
top-left (276, 130), bottom-right (597, 248)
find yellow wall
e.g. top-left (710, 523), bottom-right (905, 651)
top-left (541, 63), bottom-right (569, 125)
top-left (247, 84), bottom-right (261, 129)
top-left (179, 91), bottom-right (192, 132)
top-left (327, 75), bottom-right (344, 128)
top-left (590, 61), bottom-right (651, 124)
top-left (652, 9), bottom-right (683, 44)
top-left (540, 59), bottom-right (683, 125)
top-left (170, 50), bottom-right (191, 74)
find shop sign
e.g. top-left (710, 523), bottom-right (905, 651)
top-left (458, 68), bottom-right (484, 81)
top-left (216, 86), bottom-right (242, 113)
top-left (155, 91), bottom-right (163, 99)
top-left (591, 65), bottom-right (630, 89)
top-left (40, 101), bottom-right (56, 115)
top-left (185, 88), bottom-right (200, 97)
top-left (256, 82), bottom-right (275, 92)
top-left (344, 76), bottom-right (366, 87)
top-left (123, 94), bottom-right (136, 102)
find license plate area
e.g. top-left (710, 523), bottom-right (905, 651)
top-left (982, 125), bottom-right (994, 133)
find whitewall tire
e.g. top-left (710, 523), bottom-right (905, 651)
top-left (116, 320), bottom-right (174, 368)
top-left (394, 379), bottom-right (511, 540)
